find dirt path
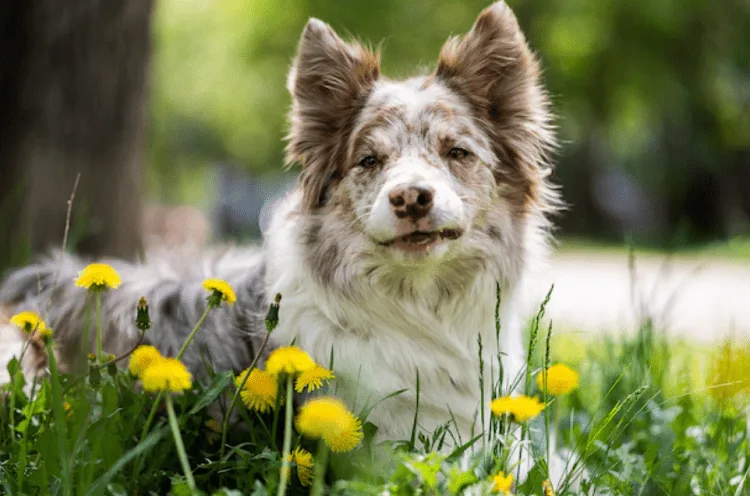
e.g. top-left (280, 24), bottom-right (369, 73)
top-left (524, 252), bottom-right (750, 342)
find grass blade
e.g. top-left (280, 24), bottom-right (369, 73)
top-left (85, 426), bottom-right (167, 496)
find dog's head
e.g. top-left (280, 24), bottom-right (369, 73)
top-left (284, 2), bottom-right (558, 291)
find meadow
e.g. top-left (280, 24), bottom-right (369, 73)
top-left (1, 258), bottom-right (748, 496)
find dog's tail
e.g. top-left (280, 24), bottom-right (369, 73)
top-left (0, 247), bottom-right (270, 377)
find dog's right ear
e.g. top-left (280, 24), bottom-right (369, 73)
top-left (286, 19), bottom-right (381, 211)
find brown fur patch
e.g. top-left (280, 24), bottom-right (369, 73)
top-left (285, 19), bottom-right (381, 211)
top-left (349, 105), bottom-right (406, 160)
top-left (434, 1), bottom-right (558, 216)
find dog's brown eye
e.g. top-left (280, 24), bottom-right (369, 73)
top-left (448, 147), bottom-right (470, 160)
top-left (359, 156), bottom-right (379, 168)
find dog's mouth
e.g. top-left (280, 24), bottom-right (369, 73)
top-left (379, 228), bottom-right (464, 253)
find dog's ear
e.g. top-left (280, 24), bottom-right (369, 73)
top-left (286, 19), bottom-right (380, 211)
top-left (435, 2), bottom-right (555, 207)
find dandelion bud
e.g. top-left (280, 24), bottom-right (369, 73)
top-left (265, 293), bottom-right (282, 333)
top-left (136, 297), bottom-right (151, 332)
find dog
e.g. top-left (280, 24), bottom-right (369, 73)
top-left (1, 1), bottom-right (558, 447)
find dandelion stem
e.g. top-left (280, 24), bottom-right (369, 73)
top-left (277, 375), bottom-right (294, 496)
top-left (310, 439), bottom-right (329, 496)
top-left (176, 306), bottom-right (211, 360)
top-left (142, 391), bottom-right (164, 440)
top-left (132, 390), bottom-right (165, 478)
top-left (552, 397), bottom-right (561, 462)
top-left (16, 335), bottom-right (31, 371)
top-left (543, 321), bottom-right (553, 471)
top-left (219, 329), bottom-right (273, 461)
top-left (166, 393), bottom-right (197, 492)
top-left (516, 423), bottom-right (527, 487)
top-left (544, 374), bottom-right (551, 469)
top-left (95, 290), bottom-right (103, 362)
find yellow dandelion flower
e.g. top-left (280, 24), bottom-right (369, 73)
top-left (140, 357), bottom-right (192, 393)
top-left (295, 397), bottom-right (363, 452)
top-left (295, 365), bottom-right (335, 393)
top-left (10, 311), bottom-right (52, 339)
top-left (63, 401), bottom-right (73, 419)
top-left (235, 368), bottom-right (279, 413)
top-left (202, 278), bottom-right (236, 306)
top-left (491, 395), bottom-right (545, 423)
top-left (38, 327), bottom-right (53, 339)
top-left (266, 346), bottom-right (316, 377)
top-left (491, 471), bottom-right (513, 493)
top-left (128, 345), bottom-right (163, 378)
top-left (10, 311), bottom-right (45, 331)
top-left (75, 263), bottom-right (122, 290)
top-left (537, 364), bottom-right (580, 395)
top-left (282, 447), bottom-right (314, 487)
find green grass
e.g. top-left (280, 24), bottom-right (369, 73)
top-left (557, 235), bottom-right (750, 262)
top-left (2, 283), bottom-right (749, 496)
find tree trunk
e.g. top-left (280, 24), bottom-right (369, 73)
top-left (0, 0), bottom-right (153, 271)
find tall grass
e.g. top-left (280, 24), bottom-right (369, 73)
top-left (1, 280), bottom-right (749, 495)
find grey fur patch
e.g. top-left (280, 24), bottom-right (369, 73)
top-left (0, 247), bottom-right (273, 378)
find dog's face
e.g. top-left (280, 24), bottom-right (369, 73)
top-left (344, 79), bottom-right (495, 259)
top-left (285, 2), bottom-right (556, 289)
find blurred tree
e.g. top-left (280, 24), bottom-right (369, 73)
top-left (148, 0), bottom-right (750, 246)
top-left (0, 1), bottom-right (153, 271)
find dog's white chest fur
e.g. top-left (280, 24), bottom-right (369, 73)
top-left (265, 194), bottom-right (526, 442)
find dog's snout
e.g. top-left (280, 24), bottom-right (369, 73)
top-left (388, 185), bottom-right (435, 219)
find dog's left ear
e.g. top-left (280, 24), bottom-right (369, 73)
top-left (286, 19), bottom-right (381, 211)
top-left (435, 2), bottom-right (555, 201)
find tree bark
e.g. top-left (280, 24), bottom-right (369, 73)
top-left (0, 0), bottom-right (153, 271)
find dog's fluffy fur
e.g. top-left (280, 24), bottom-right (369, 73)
top-left (1, 2), bottom-right (558, 444)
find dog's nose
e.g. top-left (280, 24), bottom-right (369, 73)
top-left (388, 185), bottom-right (435, 220)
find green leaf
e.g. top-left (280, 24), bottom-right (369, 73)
top-left (47, 341), bottom-right (71, 496)
top-left (0, 466), bottom-right (14, 496)
top-left (516, 460), bottom-right (549, 495)
top-left (446, 468), bottom-right (479, 495)
top-left (85, 426), bottom-right (168, 496)
top-left (21, 384), bottom-right (47, 418)
top-left (445, 434), bottom-right (482, 463)
top-left (14, 418), bottom-right (30, 434)
top-left (189, 372), bottom-right (232, 415)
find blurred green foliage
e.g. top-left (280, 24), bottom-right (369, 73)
top-left (148, 0), bottom-right (750, 240)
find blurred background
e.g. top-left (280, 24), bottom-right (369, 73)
top-left (1, 0), bottom-right (749, 338)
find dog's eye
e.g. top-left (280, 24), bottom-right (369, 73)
top-left (358, 156), bottom-right (379, 168)
top-left (448, 147), bottom-right (470, 160)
